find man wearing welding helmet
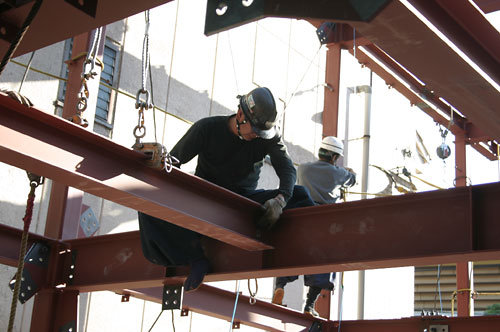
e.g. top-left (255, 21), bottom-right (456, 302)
top-left (138, 87), bottom-right (315, 292)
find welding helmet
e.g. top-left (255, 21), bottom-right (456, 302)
top-left (239, 87), bottom-right (278, 139)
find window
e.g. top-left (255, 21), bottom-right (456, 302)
top-left (95, 44), bottom-right (117, 123)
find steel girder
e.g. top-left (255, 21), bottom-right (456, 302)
top-left (0, 0), bottom-right (173, 58)
top-left (349, 0), bottom-right (500, 143)
top-left (0, 93), bottom-right (270, 251)
top-left (125, 284), bottom-right (319, 332)
top-left (348, 44), bottom-right (498, 161)
top-left (57, 182), bottom-right (500, 292)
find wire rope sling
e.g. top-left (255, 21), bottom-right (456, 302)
top-left (131, 10), bottom-right (177, 172)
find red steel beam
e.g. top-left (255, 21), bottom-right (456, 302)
top-left (474, 0), bottom-right (500, 13)
top-left (322, 315), bottom-right (500, 332)
top-left (124, 284), bottom-right (318, 332)
top-left (0, 223), bottom-right (57, 267)
top-left (349, 0), bottom-right (500, 143)
top-left (0, 0), bottom-right (173, 58)
top-left (350, 41), bottom-right (498, 161)
top-left (57, 182), bottom-right (500, 293)
top-left (0, 93), bottom-right (270, 251)
top-left (420, 0), bottom-right (500, 78)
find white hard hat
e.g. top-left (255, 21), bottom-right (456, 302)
top-left (320, 136), bottom-right (344, 156)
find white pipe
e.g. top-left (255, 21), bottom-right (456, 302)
top-left (357, 85), bottom-right (372, 319)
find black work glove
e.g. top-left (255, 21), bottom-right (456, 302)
top-left (256, 196), bottom-right (286, 230)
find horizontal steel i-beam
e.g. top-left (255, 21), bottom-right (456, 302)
top-left (60, 181), bottom-right (500, 292)
top-left (125, 284), bottom-right (318, 332)
top-left (0, 93), bottom-right (270, 251)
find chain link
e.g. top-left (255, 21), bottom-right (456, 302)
top-left (71, 27), bottom-right (103, 128)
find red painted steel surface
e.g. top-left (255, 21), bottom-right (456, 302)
top-left (351, 45), bottom-right (497, 161)
top-left (50, 182), bottom-right (500, 293)
top-left (0, 0), bottom-right (173, 57)
top-left (126, 284), bottom-right (319, 332)
top-left (322, 44), bottom-right (341, 138)
top-left (350, 0), bottom-right (500, 143)
top-left (474, 0), bottom-right (500, 13)
top-left (322, 315), bottom-right (500, 332)
top-left (0, 223), bottom-right (57, 267)
top-left (30, 289), bottom-right (79, 332)
top-left (0, 93), bottom-right (271, 251)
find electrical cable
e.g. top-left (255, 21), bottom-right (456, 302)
top-left (0, 0), bottom-right (43, 76)
top-left (229, 280), bottom-right (241, 332)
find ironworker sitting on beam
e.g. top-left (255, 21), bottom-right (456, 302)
top-left (138, 87), bottom-right (315, 292)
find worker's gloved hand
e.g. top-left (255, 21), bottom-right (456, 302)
top-left (256, 196), bottom-right (286, 230)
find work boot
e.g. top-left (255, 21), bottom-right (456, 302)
top-left (184, 257), bottom-right (210, 292)
top-left (303, 286), bottom-right (322, 317)
top-left (272, 287), bottom-right (285, 305)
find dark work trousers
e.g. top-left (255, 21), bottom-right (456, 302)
top-left (138, 185), bottom-right (315, 267)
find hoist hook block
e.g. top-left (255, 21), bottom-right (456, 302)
top-left (132, 142), bottom-right (167, 170)
top-left (162, 284), bottom-right (183, 310)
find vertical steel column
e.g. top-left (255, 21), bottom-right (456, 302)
top-left (455, 133), bottom-right (471, 316)
top-left (30, 290), bottom-right (79, 332)
top-left (316, 42), bottom-right (342, 319)
top-left (31, 29), bottom-right (105, 332)
top-left (322, 43), bottom-right (341, 137)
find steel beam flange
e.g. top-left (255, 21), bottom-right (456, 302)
top-left (204, 0), bottom-right (392, 36)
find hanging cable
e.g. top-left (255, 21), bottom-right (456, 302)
top-left (148, 309), bottom-right (164, 332)
top-left (171, 309), bottom-right (176, 332)
top-left (132, 10), bottom-right (178, 173)
top-left (283, 45), bottom-right (322, 112)
top-left (0, 0), bottom-right (43, 76)
top-left (229, 280), bottom-right (241, 332)
top-left (162, 0), bottom-right (180, 145)
top-left (8, 172), bottom-right (43, 332)
top-left (227, 31), bottom-right (239, 94)
top-left (337, 272), bottom-right (345, 332)
top-left (433, 265), bottom-right (443, 314)
top-left (18, 51), bottom-right (36, 93)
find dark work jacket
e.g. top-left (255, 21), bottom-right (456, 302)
top-left (171, 115), bottom-right (296, 201)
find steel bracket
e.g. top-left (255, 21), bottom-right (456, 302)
top-left (9, 242), bottom-right (50, 303)
top-left (59, 320), bottom-right (76, 332)
top-left (79, 206), bottom-right (99, 237)
top-left (162, 284), bottom-right (183, 310)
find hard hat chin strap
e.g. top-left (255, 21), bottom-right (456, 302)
top-left (236, 118), bottom-right (247, 140)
